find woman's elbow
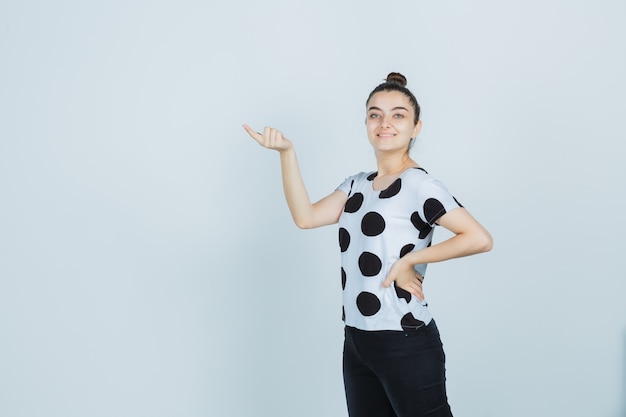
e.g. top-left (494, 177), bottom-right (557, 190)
top-left (295, 220), bottom-right (314, 229)
top-left (477, 231), bottom-right (493, 253)
top-left (293, 215), bottom-right (315, 229)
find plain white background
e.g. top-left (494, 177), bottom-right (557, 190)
top-left (1, 1), bottom-right (625, 416)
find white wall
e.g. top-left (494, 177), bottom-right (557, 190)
top-left (1, 1), bottom-right (624, 416)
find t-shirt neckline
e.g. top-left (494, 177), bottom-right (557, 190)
top-left (368, 166), bottom-right (426, 192)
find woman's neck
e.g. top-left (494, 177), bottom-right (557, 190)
top-left (375, 152), bottom-right (417, 177)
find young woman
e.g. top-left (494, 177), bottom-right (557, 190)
top-left (243, 72), bottom-right (492, 417)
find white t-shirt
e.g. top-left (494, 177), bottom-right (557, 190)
top-left (336, 167), bottom-right (462, 331)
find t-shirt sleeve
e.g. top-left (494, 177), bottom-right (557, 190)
top-left (419, 178), bottom-right (463, 226)
top-left (336, 174), bottom-right (357, 196)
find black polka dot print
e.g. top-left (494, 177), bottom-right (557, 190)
top-left (361, 212), bottom-right (385, 236)
top-left (344, 192), bottom-right (364, 213)
top-left (394, 283), bottom-right (411, 303)
top-left (400, 313), bottom-right (425, 331)
top-left (399, 243), bottom-right (415, 258)
top-left (379, 178), bottom-right (402, 199)
top-left (339, 228), bottom-right (351, 252)
top-left (410, 211), bottom-right (433, 239)
top-left (335, 169), bottom-right (461, 331)
top-left (424, 198), bottom-right (446, 225)
top-left (358, 252), bottom-right (382, 276)
top-left (356, 292), bottom-right (381, 316)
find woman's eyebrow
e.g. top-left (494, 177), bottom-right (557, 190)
top-left (367, 106), bottom-right (409, 112)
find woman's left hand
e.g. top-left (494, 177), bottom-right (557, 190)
top-left (382, 258), bottom-right (424, 302)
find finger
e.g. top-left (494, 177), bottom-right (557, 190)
top-left (242, 124), bottom-right (259, 137)
top-left (270, 128), bottom-right (283, 147)
top-left (409, 286), bottom-right (424, 302)
top-left (415, 283), bottom-right (424, 301)
top-left (408, 282), bottom-right (424, 301)
top-left (381, 275), bottom-right (393, 288)
top-left (262, 126), bottom-right (273, 147)
top-left (243, 124), bottom-right (263, 141)
top-left (415, 286), bottom-right (424, 301)
top-left (269, 127), bottom-right (277, 146)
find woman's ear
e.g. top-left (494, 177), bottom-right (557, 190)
top-left (412, 119), bottom-right (423, 138)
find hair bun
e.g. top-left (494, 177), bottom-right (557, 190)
top-left (386, 72), bottom-right (407, 87)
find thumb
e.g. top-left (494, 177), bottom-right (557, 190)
top-left (242, 124), bottom-right (262, 140)
top-left (381, 273), bottom-right (394, 288)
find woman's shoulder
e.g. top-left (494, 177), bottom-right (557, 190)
top-left (336, 170), bottom-right (372, 194)
top-left (406, 166), bottom-right (429, 175)
top-left (403, 166), bottom-right (432, 183)
top-left (403, 166), bottom-right (454, 192)
top-left (342, 170), bottom-right (377, 183)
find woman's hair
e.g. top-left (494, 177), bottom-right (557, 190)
top-left (366, 72), bottom-right (421, 125)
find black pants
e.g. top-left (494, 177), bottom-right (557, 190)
top-left (343, 321), bottom-right (453, 417)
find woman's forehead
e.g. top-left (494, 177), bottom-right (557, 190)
top-left (367, 90), bottom-right (412, 109)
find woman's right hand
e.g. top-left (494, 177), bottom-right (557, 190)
top-left (243, 124), bottom-right (293, 152)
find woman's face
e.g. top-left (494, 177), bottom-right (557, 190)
top-left (366, 90), bottom-right (421, 155)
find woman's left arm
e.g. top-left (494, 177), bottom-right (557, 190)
top-left (382, 208), bottom-right (493, 297)
top-left (411, 207), bottom-right (493, 263)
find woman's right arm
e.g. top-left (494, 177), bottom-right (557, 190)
top-left (243, 124), bottom-right (347, 229)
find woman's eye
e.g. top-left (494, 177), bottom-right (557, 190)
top-left (369, 113), bottom-right (380, 118)
top-left (393, 114), bottom-right (404, 119)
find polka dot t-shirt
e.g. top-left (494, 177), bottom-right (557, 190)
top-left (336, 167), bottom-right (462, 331)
